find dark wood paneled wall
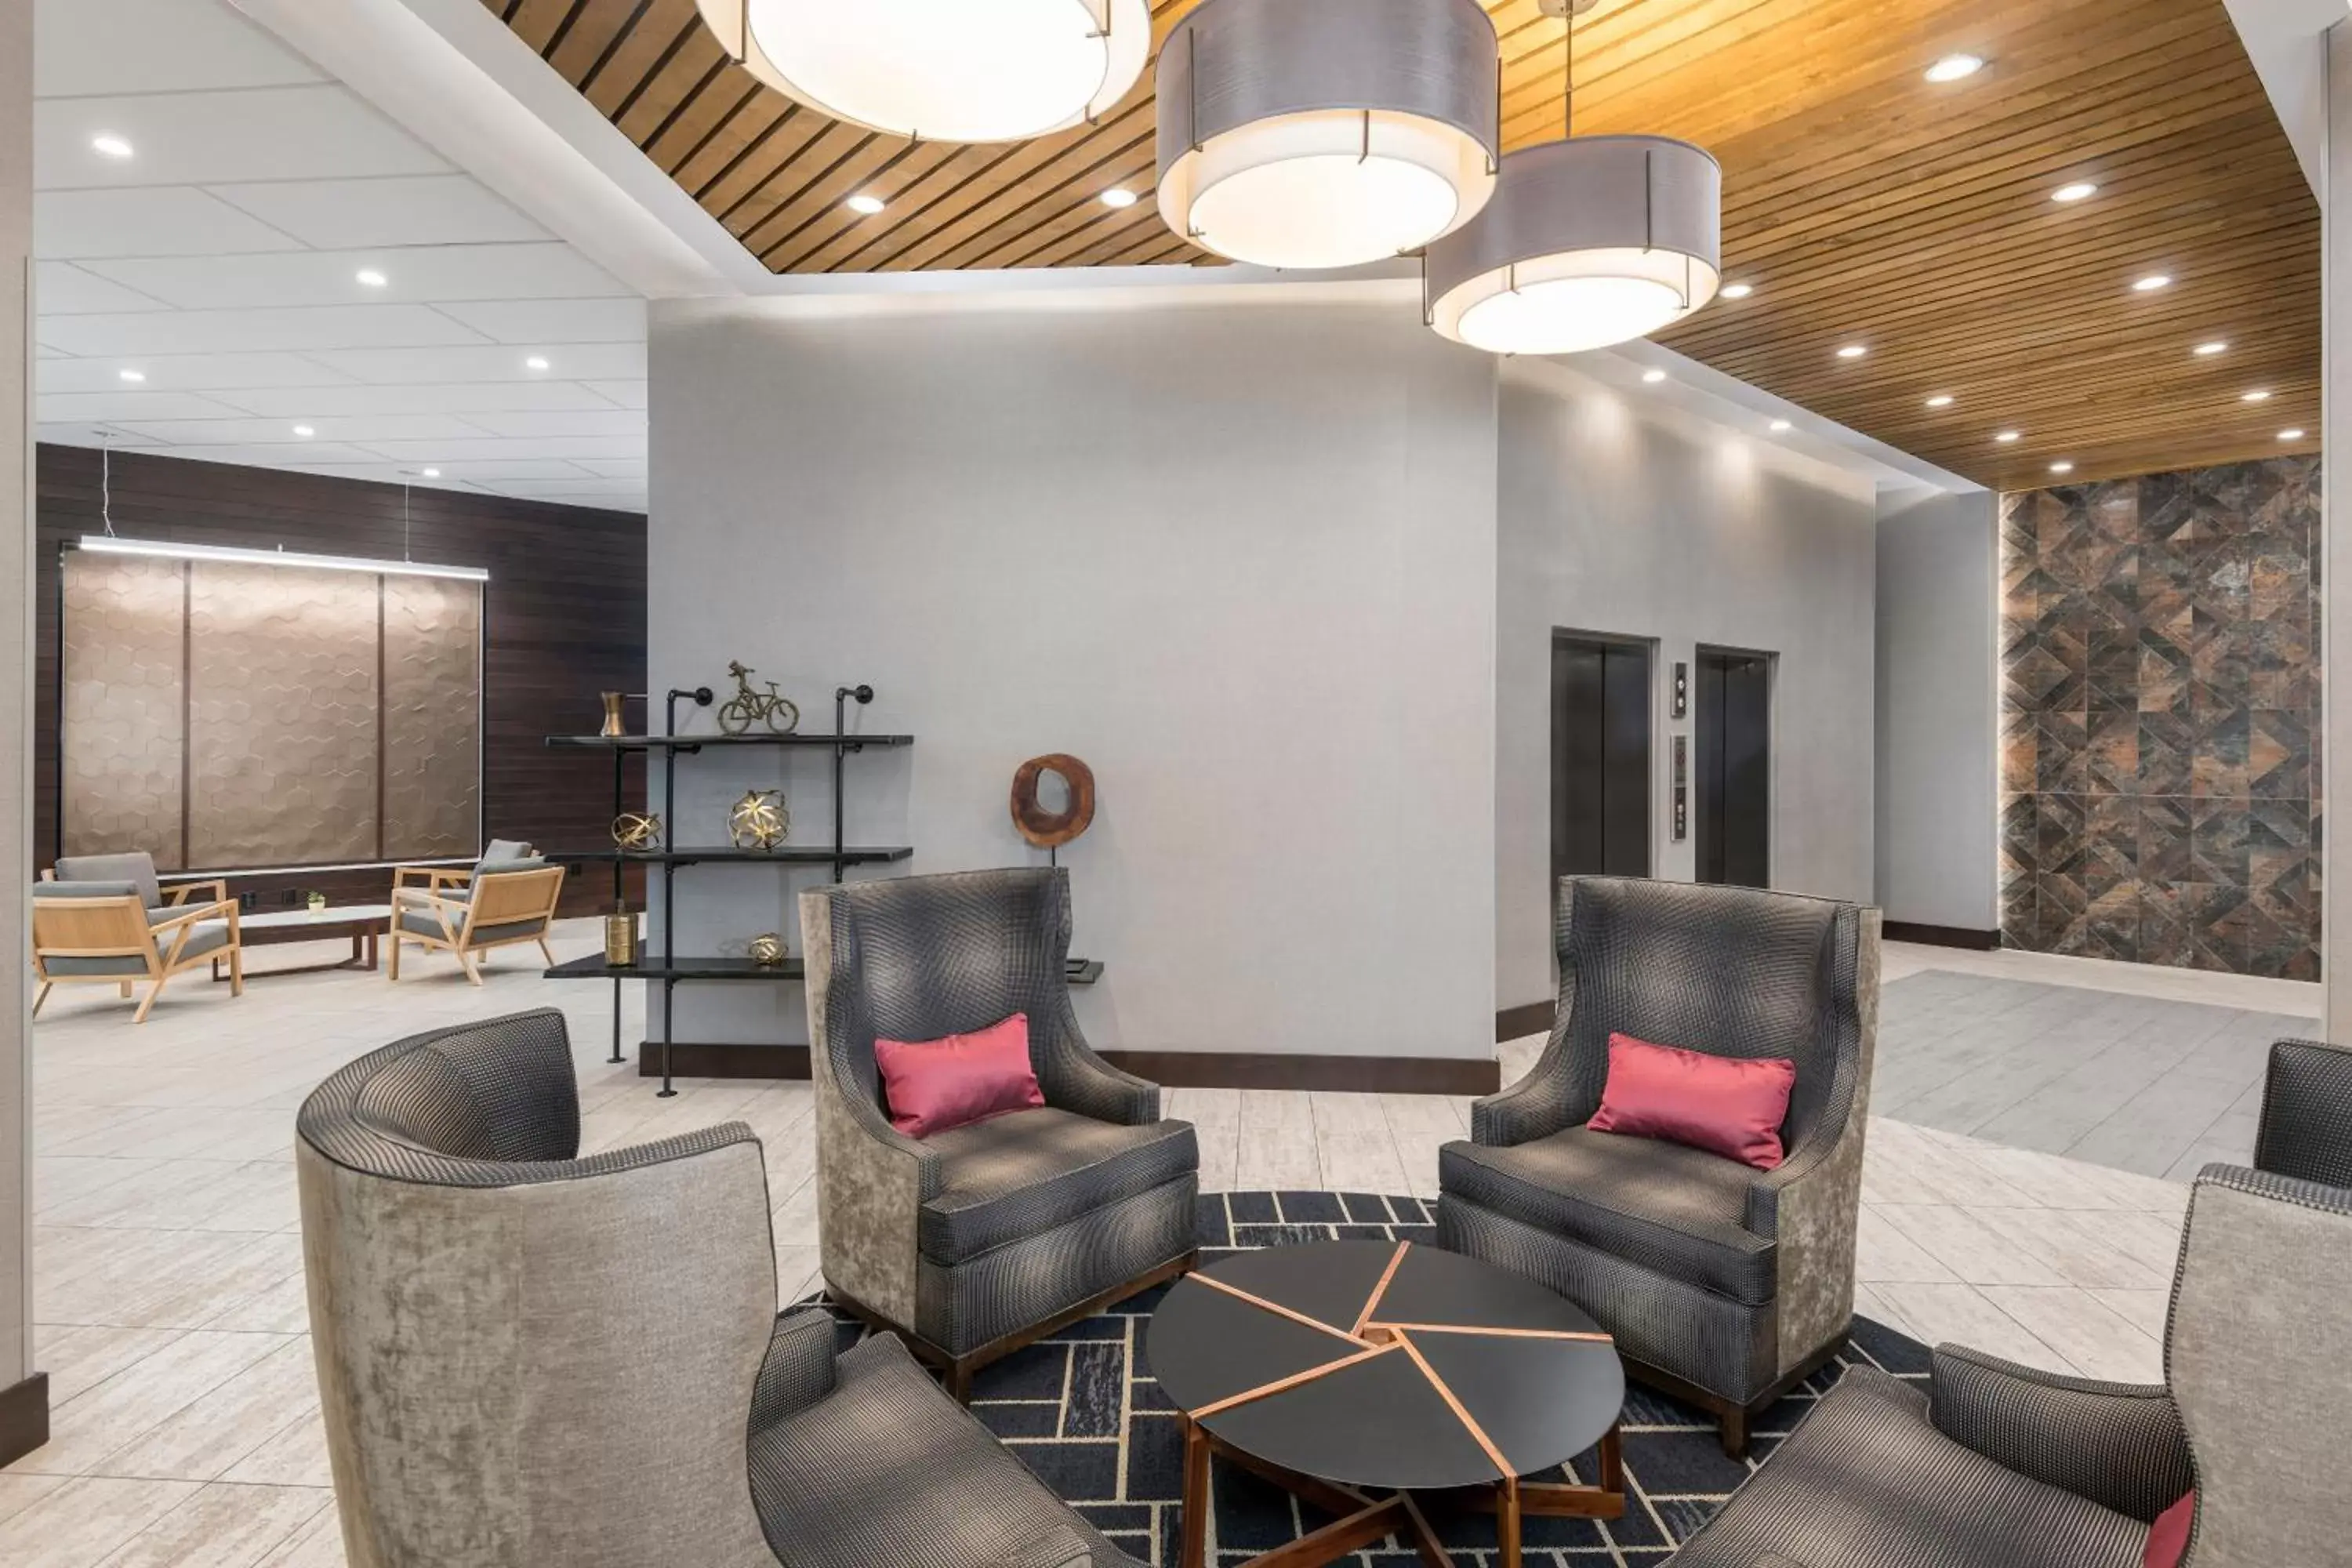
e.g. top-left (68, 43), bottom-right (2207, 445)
top-left (34, 445), bottom-right (645, 916)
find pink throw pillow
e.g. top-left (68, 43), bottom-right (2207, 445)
top-left (874, 1012), bottom-right (1045, 1139)
top-left (2143, 1491), bottom-right (2194, 1568)
top-left (1586, 1032), bottom-right (1798, 1171)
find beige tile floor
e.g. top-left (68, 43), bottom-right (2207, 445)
top-left (5, 930), bottom-right (2248, 1565)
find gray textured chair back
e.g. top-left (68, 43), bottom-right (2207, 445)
top-left (1551, 877), bottom-right (1867, 1155)
top-left (53, 851), bottom-right (163, 910)
top-left (2168, 1166), bottom-right (2352, 1566)
top-left (807, 866), bottom-right (1076, 1109)
top-left (2251, 1040), bottom-right (2352, 1188)
top-left (296, 1009), bottom-right (779, 1568)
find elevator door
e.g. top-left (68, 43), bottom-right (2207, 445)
top-left (1695, 648), bottom-right (1771, 887)
top-left (1552, 634), bottom-right (1653, 880)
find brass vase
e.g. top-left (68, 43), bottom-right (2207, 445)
top-left (604, 908), bottom-right (639, 966)
top-left (599, 691), bottom-right (627, 738)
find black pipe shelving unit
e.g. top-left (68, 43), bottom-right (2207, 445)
top-left (543, 684), bottom-right (907, 1096)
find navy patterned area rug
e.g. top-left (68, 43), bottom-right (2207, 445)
top-left (813, 1191), bottom-right (1931, 1567)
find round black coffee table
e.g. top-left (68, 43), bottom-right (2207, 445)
top-left (1149, 1239), bottom-right (1624, 1568)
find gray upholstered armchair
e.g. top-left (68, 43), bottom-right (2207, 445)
top-left (1437, 876), bottom-right (1878, 1455)
top-left (2252, 1038), bottom-right (2352, 1186)
top-left (800, 867), bottom-right (1199, 1396)
top-left (297, 1008), bottom-right (1135, 1568)
top-left (1667, 1160), bottom-right (2352, 1566)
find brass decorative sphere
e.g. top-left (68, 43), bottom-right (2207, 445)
top-left (747, 932), bottom-right (787, 967)
top-left (611, 811), bottom-right (662, 851)
top-left (728, 789), bottom-right (789, 851)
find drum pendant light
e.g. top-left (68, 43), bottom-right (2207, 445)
top-left (1425, 1), bottom-right (1721, 354)
top-left (1156, 0), bottom-right (1501, 270)
top-left (695, 0), bottom-right (1150, 144)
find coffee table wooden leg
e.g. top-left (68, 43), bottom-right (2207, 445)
top-left (1251, 1497), bottom-right (1409, 1568)
top-left (1599, 1425), bottom-right (1624, 1494)
top-left (1497, 1475), bottom-right (1521, 1568)
top-left (1181, 1417), bottom-right (1211, 1568)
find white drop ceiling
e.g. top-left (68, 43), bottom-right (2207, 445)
top-left (31, 0), bottom-right (649, 512)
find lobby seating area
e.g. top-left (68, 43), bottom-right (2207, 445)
top-left (4, 2), bottom-right (2350, 1566)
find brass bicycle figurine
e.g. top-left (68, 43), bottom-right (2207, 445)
top-left (717, 661), bottom-right (800, 735)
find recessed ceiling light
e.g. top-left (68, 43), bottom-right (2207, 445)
top-left (354, 268), bottom-right (388, 289)
top-left (2132, 274), bottom-right (2171, 292)
top-left (2049, 461), bottom-right (2074, 474)
top-left (117, 368), bottom-right (145, 383)
top-left (1100, 187), bottom-right (1138, 209)
top-left (422, 467), bottom-right (441, 477)
top-left (2051, 182), bottom-right (2098, 204)
top-left (1835, 343), bottom-right (1867, 360)
top-left (1720, 282), bottom-right (1754, 299)
top-left (1769, 418), bottom-right (1792, 433)
top-left (90, 133), bottom-right (133, 159)
top-left (1926, 394), bottom-right (1955, 408)
top-left (2194, 340), bottom-right (2228, 357)
top-left (1994, 430), bottom-right (2021, 444)
top-left (1641, 368), bottom-right (1668, 383)
top-left (2280, 428), bottom-right (2307, 441)
top-left (524, 355), bottom-right (550, 372)
top-left (2242, 389), bottom-right (2272, 402)
top-left (1925, 54), bottom-right (1984, 83)
top-left (845, 194), bottom-right (886, 216)
top-left (292, 425), bottom-right (316, 437)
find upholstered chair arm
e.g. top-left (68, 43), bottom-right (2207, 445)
top-left (1471, 1028), bottom-right (1583, 1147)
top-left (2253, 1039), bottom-right (2352, 1187)
top-left (1928, 1345), bottom-right (2192, 1523)
top-left (749, 1306), bottom-right (840, 1432)
top-left (1034, 997), bottom-right (1160, 1124)
top-left (991, 1524), bottom-right (1099, 1568)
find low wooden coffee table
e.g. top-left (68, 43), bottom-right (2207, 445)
top-left (216, 904), bottom-right (394, 981)
top-left (1149, 1240), bottom-right (1624, 1568)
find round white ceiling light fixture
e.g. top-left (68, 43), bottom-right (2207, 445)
top-left (1426, 136), bottom-right (1720, 354)
top-left (695, 0), bottom-right (1149, 144)
top-left (1156, 0), bottom-right (1501, 270)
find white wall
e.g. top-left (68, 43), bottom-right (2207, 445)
top-left (1875, 488), bottom-right (1999, 934)
top-left (648, 296), bottom-right (1499, 1061)
top-left (1494, 362), bottom-right (1879, 1013)
top-left (2, 0), bottom-right (33, 1435)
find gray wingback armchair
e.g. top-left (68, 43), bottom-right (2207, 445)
top-left (297, 1008), bottom-right (1136, 1568)
top-left (1438, 876), bottom-right (1878, 1455)
top-left (800, 867), bottom-right (1199, 1396)
top-left (1668, 1157), bottom-right (2352, 1566)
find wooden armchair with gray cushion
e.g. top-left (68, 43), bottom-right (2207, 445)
top-left (31, 871), bottom-right (241, 1022)
top-left (48, 849), bottom-right (229, 925)
top-left (1438, 875), bottom-right (1879, 1455)
top-left (801, 867), bottom-right (1199, 1398)
top-left (1665, 1153), bottom-right (2352, 1567)
top-left (297, 1008), bottom-right (1136, 1568)
top-left (389, 855), bottom-right (564, 983)
top-left (390, 837), bottom-right (532, 905)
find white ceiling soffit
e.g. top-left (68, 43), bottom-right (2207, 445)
top-left (31, 0), bottom-right (649, 513)
top-left (2223, 0), bottom-right (2340, 195)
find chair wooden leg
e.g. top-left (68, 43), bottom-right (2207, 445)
top-left (536, 936), bottom-right (555, 966)
top-left (135, 971), bottom-right (169, 1023)
top-left (118, 981), bottom-right (132, 999)
top-left (459, 949), bottom-right (484, 986)
top-left (227, 945), bottom-right (244, 998)
top-left (388, 934), bottom-right (402, 980)
top-left (32, 982), bottom-right (51, 1018)
top-left (1719, 1405), bottom-right (1749, 1460)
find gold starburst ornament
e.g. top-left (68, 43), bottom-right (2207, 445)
top-left (728, 789), bottom-right (789, 851)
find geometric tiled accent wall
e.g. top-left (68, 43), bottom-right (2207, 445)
top-left (1998, 457), bottom-right (2321, 978)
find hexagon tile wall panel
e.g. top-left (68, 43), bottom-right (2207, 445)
top-left (1999, 456), bottom-right (2322, 978)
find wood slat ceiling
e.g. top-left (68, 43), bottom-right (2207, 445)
top-left (485, 0), bottom-right (2317, 489)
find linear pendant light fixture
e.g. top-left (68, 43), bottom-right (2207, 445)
top-left (1426, 0), bottom-right (1720, 355)
top-left (695, 0), bottom-right (1148, 143)
top-left (77, 536), bottom-right (488, 583)
top-left (1156, 0), bottom-right (1501, 270)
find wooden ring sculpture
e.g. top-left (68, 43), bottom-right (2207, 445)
top-left (1011, 754), bottom-right (1096, 848)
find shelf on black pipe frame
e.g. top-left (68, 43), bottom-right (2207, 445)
top-left (545, 733), bottom-right (913, 752)
top-left (543, 953), bottom-right (807, 982)
top-left (548, 845), bottom-right (913, 867)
